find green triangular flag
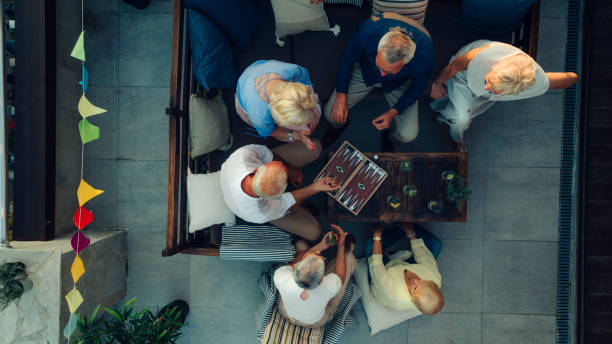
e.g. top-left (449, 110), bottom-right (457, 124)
top-left (71, 31), bottom-right (86, 61)
top-left (78, 118), bottom-right (100, 144)
top-left (63, 313), bottom-right (78, 339)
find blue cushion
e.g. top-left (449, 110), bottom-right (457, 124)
top-left (185, 0), bottom-right (262, 51)
top-left (188, 10), bottom-right (237, 91)
top-left (461, 0), bottom-right (535, 34)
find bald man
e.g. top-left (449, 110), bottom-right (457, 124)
top-left (219, 141), bottom-right (339, 241)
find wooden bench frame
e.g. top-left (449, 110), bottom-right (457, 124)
top-left (163, 0), bottom-right (540, 257)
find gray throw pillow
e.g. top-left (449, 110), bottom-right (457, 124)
top-left (189, 93), bottom-right (230, 158)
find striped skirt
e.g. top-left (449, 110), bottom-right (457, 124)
top-left (372, 0), bottom-right (430, 24)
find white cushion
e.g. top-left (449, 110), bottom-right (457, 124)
top-left (270, 0), bottom-right (340, 46)
top-left (189, 93), bottom-right (230, 158)
top-left (187, 170), bottom-right (235, 233)
top-left (353, 259), bottom-right (421, 335)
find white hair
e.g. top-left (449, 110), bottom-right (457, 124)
top-left (294, 255), bottom-right (325, 290)
top-left (377, 31), bottom-right (416, 64)
top-left (269, 82), bottom-right (317, 128)
top-left (252, 164), bottom-right (287, 199)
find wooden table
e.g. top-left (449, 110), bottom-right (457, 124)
top-left (327, 152), bottom-right (468, 222)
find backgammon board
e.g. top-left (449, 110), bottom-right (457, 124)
top-left (315, 141), bottom-right (387, 215)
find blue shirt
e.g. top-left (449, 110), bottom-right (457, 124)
top-left (236, 60), bottom-right (312, 137)
top-left (336, 16), bottom-right (434, 113)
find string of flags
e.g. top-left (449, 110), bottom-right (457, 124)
top-left (63, 23), bottom-right (107, 340)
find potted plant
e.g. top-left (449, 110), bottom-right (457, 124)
top-left (446, 177), bottom-right (471, 212)
top-left (73, 297), bottom-right (189, 344)
top-left (0, 261), bottom-right (33, 311)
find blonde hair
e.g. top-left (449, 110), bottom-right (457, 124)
top-left (412, 281), bottom-right (444, 315)
top-left (252, 163), bottom-right (287, 199)
top-left (488, 54), bottom-right (537, 95)
top-left (269, 82), bottom-right (316, 127)
top-left (378, 31), bottom-right (416, 64)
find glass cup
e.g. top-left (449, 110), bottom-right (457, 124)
top-left (441, 170), bottom-right (457, 182)
top-left (400, 161), bottom-right (413, 172)
top-left (387, 195), bottom-right (401, 209)
top-left (427, 201), bottom-right (443, 213)
top-left (403, 185), bottom-right (418, 197)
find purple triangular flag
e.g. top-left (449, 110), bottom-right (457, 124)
top-left (71, 231), bottom-right (90, 254)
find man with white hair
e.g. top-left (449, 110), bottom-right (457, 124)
top-left (219, 142), bottom-right (339, 241)
top-left (274, 224), bottom-right (356, 327)
top-left (324, 12), bottom-right (434, 145)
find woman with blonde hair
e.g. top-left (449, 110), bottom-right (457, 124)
top-left (236, 60), bottom-right (321, 151)
top-left (430, 40), bottom-right (578, 143)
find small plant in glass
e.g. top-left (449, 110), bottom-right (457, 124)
top-left (427, 201), bottom-right (443, 213)
top-left (400, 161), bottom-right (413, 172)
top-left (446, 177), bottom-right (470, 211)
top-left (441, 170), bottom-right (457, 182)
top-left (402, 185), bottom-right (418, 197)
top-left (387, 195), bottom-right (401, 209)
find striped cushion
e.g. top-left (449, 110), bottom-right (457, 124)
top-left (372, 0), bottom-right (429, 24)
top-left (221, 225), bottom-right (295, 262)
top-left (324, 0), bottom-right (363, 7)
top-left (262, 308), bottom-right (325, 344)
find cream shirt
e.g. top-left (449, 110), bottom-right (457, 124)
top-left (368, 238), bottom-right (442, 311)
top-left (219, 144), bottom-right (296, 224)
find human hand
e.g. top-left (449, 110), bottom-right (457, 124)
top-left (294, 130), bottom-right (316, 151)
top-left (322, 231), bottom-right (339, 248)
top-left (287, 166), bottom-right (303, 188)
top-left (313, 177), bottom-right (340, 192)
top-left (330, 95), bottom-right (349, 125)
top-left (330, 224), bottom-right (348, 247)
top-left (307, 116), bottom-right (319, 131)
top-left (371, 223), bottom-right (384, 237)
top-left (398, 223), bottom-right (415, 237)
top-left (372, 111), bottom-right (396, 130)
top-left (430, 82), bottom-right (447, 100)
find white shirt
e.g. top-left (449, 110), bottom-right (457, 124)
top-left (274, 265), bottom-right (342, 324)
top-left (219, 144), bottom-right (296, 224)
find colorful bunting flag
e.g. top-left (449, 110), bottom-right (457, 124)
top-left (77, 94), bottom-right (106, 118)
top-left (78, 118), bottom-right (100, 144)
top-left (72, 206), bottom-right (93, 230)
top-left (79, 65), bottom-right (89, 93)
top-left (71, 30), bottom-right (86, 61)
top-left (71, 255), bottom-right (86, 284)
top-left (65, 288), bottom-right (84, 313)
top-left (77, 178), bottom-right (104, 206)
top-left (71, 231), bottom-right (91, 255)
top-left (63, 313), bottom-right (78, 339)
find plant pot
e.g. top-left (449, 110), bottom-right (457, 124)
top-left (0, 262), bottom-right (26, 280)
top-left (160, 299), bottom-right (189, 324)
top-left (14, 275), bottom-right (33, 293)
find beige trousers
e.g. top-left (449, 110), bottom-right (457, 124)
top-left (324, 63), bottom-right (419, 143)
top-left (277, 250), bottom-right (358, 328)
top-left (269, 140), bottom-right (323, 241)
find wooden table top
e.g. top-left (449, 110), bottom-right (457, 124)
top-left (327, 152), bottom-right (468, 223)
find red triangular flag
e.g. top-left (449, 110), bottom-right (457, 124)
top-left (72, 206), bottom-right (93, 230)
top-left (70, 231), bottom-right (91, 254)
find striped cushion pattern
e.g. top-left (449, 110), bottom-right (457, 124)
top-left (221, 225), bottom-right (295, 262)
top-left (324, 0), bottom-right (363, 7)
top-left (372, 0), bottom-right (429, 24)
top-left (262, 308), bottom-right (325, 344)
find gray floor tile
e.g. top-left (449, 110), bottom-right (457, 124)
top-left (341, 309), bottom-right (408, 343)
top-left (83, 159), bottom-right (118, 229)
top-left (127, 232), bottom-right (189, 310)
top-left (189, 256), bottom-right (270, 308)
top-left (483, 241), bottom-right (557, 315)
top-left (83, 86), bottom-right (119, 159)
top-left (463, 115), bottom-right (486, 167)
top-left (190, 306), bottom-right (259, 344)
top-left (407, 312), bottom-right (481, 344)
top-left (485, 94), bottom-right (562, 168)
top-left (437, 240), bottom-right (483, 313)
top-left (537, 18), bottom-right (567, 72)
top-left (86, 14), bottom-right (119, 86)
top-left (117, 160), bottom-right (168, 232)
top-left (85, 0), bottom-right (118, 12)
top-left (482, 314), bottom-right (555, 344)
top-left (118, 87), bottom-right (169, 160)
top-left (119, 14), bottom-right (171, 87)
top-left (426, 167), bottom-right (485, 240)
top-left (119, 0), bottom-right (173, 13)
top-left (484, 167), bottom-right (559, 241)
top-left (540, 0), bottom-right (568, 18)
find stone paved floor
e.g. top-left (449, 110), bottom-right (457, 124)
top-left (81, 0), bottom-right (569, 342)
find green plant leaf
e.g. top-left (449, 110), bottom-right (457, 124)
top-left (156, 329), bottom-right (169, 341)
top-left (105, 308), bottom-right (122, 321)
top-left (123, 297), bottom-right (136, 311)
top-left (90, 304), bottom-right (101, 324)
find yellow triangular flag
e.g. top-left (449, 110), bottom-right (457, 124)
top-left (77, 179), bottom-right (104, 207)
top-left (65, 288), bottom-right (84, 313)
top-left (70, 30), bottom-right (86, 62)
top-left (78, 94), bottom-right (107, 118)
top-left (70, 255), bottom-right (86, 284)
